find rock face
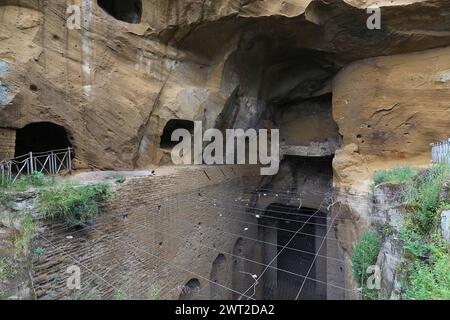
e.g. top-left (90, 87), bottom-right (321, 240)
top-left (333, 46), bottom-right (450, 193)
top-left (360, 183), bottom-right (407, 300)
top-left (1, 0), bottom-right (450, 169)
top-left (1, 0), bottom-right (450, 299)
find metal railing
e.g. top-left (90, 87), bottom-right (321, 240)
top-left (0, 147), bottom-right (72, 185)
top-left (431, 138), bottom-right (450, 165)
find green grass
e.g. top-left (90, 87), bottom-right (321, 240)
top-left (1, 171), bottom-right (55, 192)
top-left (375, 164), bottom-right (450, 300)
top-left (14, 211), bottom-right (36, 254)
top-left (403, 253), bottom-right (450, 300)
top-left (38, 183), bottom-right (111, 227)
top-left (373, 166), bottom-right (417, 186)
top-left (115, 291), bottom-right (125, 300)
top-left (378, 225), bottom-right (394, 238)
top-left (0, 257), bottom-right (16, 282)
top-left (401, 164), bottom-right (450, 234)
top-left (0, 191), bottom-right (14, 210)
top-left (351, 230), bottom-right (381, 300)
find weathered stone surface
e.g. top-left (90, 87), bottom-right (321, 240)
top-left (1, 0), bottom-right (450, 300)
top-left (375, 238), bottom-right (404, 299)
top-left (333, 46), bottom-right (450, 194)
top-left (0, 0), bottom-right (449, 171)
top-left (0, 128), bottom-right (16, 160)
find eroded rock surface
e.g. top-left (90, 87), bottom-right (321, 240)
top-left (1, 0), bottom-right (450, 300)
top-left (0, 0), bottom-right (449, 170)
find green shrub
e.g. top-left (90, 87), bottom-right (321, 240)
top-left (115, 291), bottom-right (125, 300)
top-left (403, 164), bottom-right (450, 234)
top-left (38, 183), bottom-right (111, 227)
top-left (351, 230), bottom-right (381, 299)
top-left (378, 225), bottom-right (394, 238)
top-left (2, 171), bottom-right (54, 192)
top-left (14, 211), bottom-right (36, 253)
top-left (394, 164), bottom-right (450, 300)
top-left (373, 166), bottom-right (417, 186)
top-left (403, 255), bottom-right (450, 300)
top-left (0, 257), bottom-right (16, 281)
top-left (400, 227), bottom-right (430, 259)
top-left (0, 191), bottom-right (14, 210)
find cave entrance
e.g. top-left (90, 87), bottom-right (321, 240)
top-left (97, 0), bottom-right (142, 24)
top-left (178, 278), bottom-right (201, 300)
top-left (160, 119), bottom-right (194, 150)
top-left (15, 122), bottom-right (72, 157)
top-left (210, 254), bottom-right (228, 300)
top-left (260, 204), bottom-right (327, 300)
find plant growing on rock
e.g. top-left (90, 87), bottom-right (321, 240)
top-left (402, 164), bottom-right (450, 234)
top-left (351, 230), bottom-right (381, 300)
top-left (14, 211), bottom-right (36, 254)
top-left (3, 171), bottom-right (55, 192)
top-left (38, 183), bottom-right (111, 227)
top-left (403, 253), bottom-right (450, 300)
top-left (373, 166), bottom-right (417, 187)
top-left (0, 257), bottom-right (16, 282)
top-left (380, 164), bottom-right (450, 300)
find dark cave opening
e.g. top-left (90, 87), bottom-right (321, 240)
top-left (210, 254), bottom-right (228, 300)
top-left (261, 204), bottom-right (328, 300)
top-left (160, 119), bottom-right (195, 149)
top-left (178, 278), bottom-right (201, 300)
top-left (15, 122), bottom-right (72, 157)
top-left (97, 0), bottom-right (142, 24)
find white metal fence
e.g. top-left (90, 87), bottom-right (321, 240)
top-left (0, 147), bottom-right (72, 186)
top-left (431, 138), bottom-right (450, 165)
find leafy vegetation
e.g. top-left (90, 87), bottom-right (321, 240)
top-left (0, 191), bottom-right (14, 210)
top-left (373, 166), bottom-right (417, 186)
top-left (115, 291), bottom-right (125, 300)
top-left (403, 254), bottom-right (450, 300)
top-left (0, 257), bottom-right (16, 281)
top-left (351, 230), bottom-right (381, 300)
top-left (14, 211), bottom-right (36, 253)
top-left (401, 164), bottom-right (450, 234)
top-left (373, 164), bottom-right (450, 300)
top-left (1, 171), bottom-right (55, 192)
top-left (38, 183), bottom-right (111, 227)
top-left (378, 225), bottom-right (394, 238)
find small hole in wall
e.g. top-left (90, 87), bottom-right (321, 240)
top-left (178, 279), bottom-right (200, 300)
top-left (356, 134), bottom-right (362, 139)
top-left (160, 119), bottom-right (194, 149)
top-left (30, 84), bottom-right (38, 92)
top-left (97, 0), bottom-right (142, 24)
top-left (53, 34), bottom-right (59, 40)
top-left (159, 242), bottom-right (163, 246)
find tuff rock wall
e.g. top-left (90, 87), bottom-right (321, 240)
top-left (1, 0), bottom-right (450, 298)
